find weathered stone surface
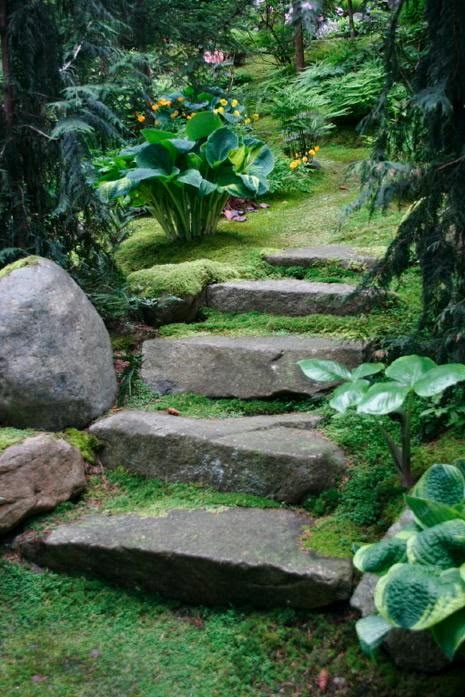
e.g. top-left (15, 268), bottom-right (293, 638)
top-left (0, 435), bottom-right (86, 534)
top-left (90, 411), bottom-right (345, 503)
top-left (206, 279), bottom-right (377, 316)
top-left (351, 510), bottom-right (449, 673)
top-left (142, 335), bottom-right (366, 399)
top-left (0, 257), bottom-right (117, 430)
top-left (19, 508), bottom-right (353, 609)
top-left (264, 245), bottom-right (377, 270)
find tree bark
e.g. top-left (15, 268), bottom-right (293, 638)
top-left (347, 0), bottom-right (356, 39)
top-left (294, 19), bottom-right (305, 72)
top-left (0, 0), bottom-right (14, 128)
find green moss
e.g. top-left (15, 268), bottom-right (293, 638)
top-left (302, 516), bottom-right (373, 558)
top-left (0, 427), bottom-right (36, 453)
top-left (127, 259), bottom-right (238, 299)
top-left (62, 428), bottom-right (102, 465)
top-left (0, 255), bottom-right (40, 280)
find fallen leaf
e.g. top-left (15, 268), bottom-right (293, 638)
top-left (167, 407), bottom-right (181, 416)
top-left (317, 668), bottom-right (329, 692)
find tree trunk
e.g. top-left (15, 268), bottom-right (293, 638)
top-left (0, 0), bottom-right (14, 128)
top-left (347, 0), bottom-right (356, 39)
top-left (294, 19), bottom-right (305, 72)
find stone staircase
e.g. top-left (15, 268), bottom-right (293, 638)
top-left (24, 246), bottom-right (378, 610)
top-left (263, 244), bottom-right (377, 270)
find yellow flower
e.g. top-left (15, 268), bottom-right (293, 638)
top-left (177, 96), bottom-right (185, 102)
top-left (219, 98), bottom-right (228, 106)
top-left (315, 145), bottom-right (320, 152)
top-left (136, 113), bottom-right (146, 123)
top-left (186, 114), bottom-right (192, 120)
top-left (233, 110), bottom-right (241, 117)
top-left (302, 156), bottom-right (308, 163)
top-left (151, 103), bottom-right (159, 111)
top-left (252, 113), bottom-right (259, 121)
top-left (309, 149), bottom-right (316, 157)
top-left (170, 110), bottom-right (179, 119)
top-left (244, 117), bottom-right (251, 125)
top-left (289, 159), bottom-right (301, 170)
top-left (217, 106), bottom-right (225, 114)
top-left (158, 98), bottom-right (172, 107)
top-left (231, 99), bottom-right (239, 108)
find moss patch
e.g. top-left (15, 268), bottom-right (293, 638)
top-left (0, 427), bottom-right (36, 453)
top-left (62, 428), bottom-right (102, 465)
top-left (0, 255), bottom-right (40, 280)
top-left (127, 259), bottom-right (238, 299)
top-left (302, 516), bottom-right (373, 559)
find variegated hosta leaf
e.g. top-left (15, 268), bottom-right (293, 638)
top-left (297, 359), bottom-right (352, 383)
top-left (353, 537), bottom-right (408, 575)
top-left (407, 519), bottom-right (465, 568)
top-left (432, 606), bottom-right (465, 659)
top-left (355, 615), bottom-right (392, 657)
top-left (411, 463), bottom-right (465, 506)
top-left (329, 380), bottom-right (369, 413)
top-left (375, 563), bottom-right (465, 631)
top-left (405, 495), bottom-right (465, 529)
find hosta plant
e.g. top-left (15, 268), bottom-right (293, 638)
top-left (97, 112), bottom-right (274, 241)
top-left (354, 462), bottom-right (465, 662)
top-left (298, 355), bottom-right (465, 487)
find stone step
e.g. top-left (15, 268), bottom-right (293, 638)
top-left (263, 245), bottom-right (378, 270)
top-left (206, 279), bottom-right (376, 316)
top-left (90, 411), bottom-right (345, 503)
top-left (19, 508), bottom-right (353, 609)
top-left (142, 334), bottom-right (366, 399)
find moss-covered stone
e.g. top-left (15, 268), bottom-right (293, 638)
top-left (0, 255), bottom-right (40, 280)
top-left (0, 427), bottom-right (36, 453)
top-left (63, 428), bottom-right (102, 465)
top-left (127, 259), bottom-right (238, 299)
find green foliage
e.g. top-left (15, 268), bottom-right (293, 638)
top-left (128, 259), bottom-right (238, 299)
top-left (97, 117), bottom-right (274, 241)
top-left (355, 462), bottom-right (465, 661)
top-left (62, 429), bottom-right (101, 465)
top-left (0, 427), bottom-right (36, 453)
top-left (299, 355), bottom-right (465, 486)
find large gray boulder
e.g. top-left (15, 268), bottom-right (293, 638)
top-left (0, 434), bottom-right (86, 534)
top-left (89, 411), bottom-right (345, 503)
top-left (0, 257), bottom-right (117, 430)
top-left (206, 279), bottom-right (378, 316)
top-left (142, 335), bottom-right (366, 399)
top-left (19, 508), bottom-right (353, 609)
top-left (350, 510), bottom-right (450, 673)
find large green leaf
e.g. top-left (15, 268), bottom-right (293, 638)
top-left (127, 167), bottom-right (169, 183)
top-left (353, 536), bottom-right (408, 574)
top-left (249, 146), bottom-right (275, 177)
top-left (357, 382), bottom-right (409, 415)
top-left (297, 359), bottom-right (352, 383)
top-left (375, 563), bottom-right (465, 630)
top-left (385, 355), bottom-right (437, 387)
top-left (98, 176), bottom-right (133, 200)
top-left (411, 463), bottom-right (465, 506)
top-left (141, 128), bottom-right (174, 144)
top-left (215, 167), bottom-right (251, 197)
top-left (406, 495), bottom-right (465, 529)
top-left (329, 380), bottom-right (370, 413)
top-left (170, 138), bottom-right (196, 153)
top-left (135, 143), bottom-right (175, 173)
top-left (186, 111), bottom-right (222, 140)
top-left (206, 127), bottom-right (238, 167)
top-left (414, 364), bottom-right (465, 397)
top-left (407, 519), bottom-right (465, 568)
top-left (177, 169), bottom-right (203, 188)
top-left (228, 145), bottom-right (247, 171)
top-left (355, 615), bottom-right (392, 657)
top-left (239, 173), bottom-right (268, 196)
top-left (351, 363), bottom-right (385, 380)
top-left (432, 607), bottom-right (465, 659)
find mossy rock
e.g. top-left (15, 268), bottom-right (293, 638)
top-left (127, 259), bottom-right (238, 300)
top-left (0, 256), bottom-right (39, 280)
top-left (0, 427), bottom-right (37, 454)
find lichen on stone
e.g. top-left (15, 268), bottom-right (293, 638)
top-left (127, 259), bottom-right (238, 299)
top-left (0, 256), bottom-right (40, 280)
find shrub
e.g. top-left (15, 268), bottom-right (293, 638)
top-left (97, 112), bottom-right (274, 241)
top-left (127, 259), bottom-right (238, 299)
top-left (355, 462), bottom-right (465, 661)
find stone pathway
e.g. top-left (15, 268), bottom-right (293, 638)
top-left (206, 278), bottom-right (377, 316)
top-left (90, 411), bottom-right (345, 503)
top-left (20, 508), bottom-right (353, 609)
top-left (263, 245), bottom-right (377, 270)
top-left (142, 334), bottom-right (366, 398)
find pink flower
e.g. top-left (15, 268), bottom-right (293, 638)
top-left (203, 50), bottom-right (225, 65)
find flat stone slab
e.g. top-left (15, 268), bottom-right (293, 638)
top-left (90, 411), bottom-right (345, 503)
top-left (264, 245), bottom-right (378, 270)
top-left (142, 335), bottom-right (365, 399)
top-left (19, 508), bottom-right (353, 609)
top-left (206, 279), bottom-right (376, 316)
